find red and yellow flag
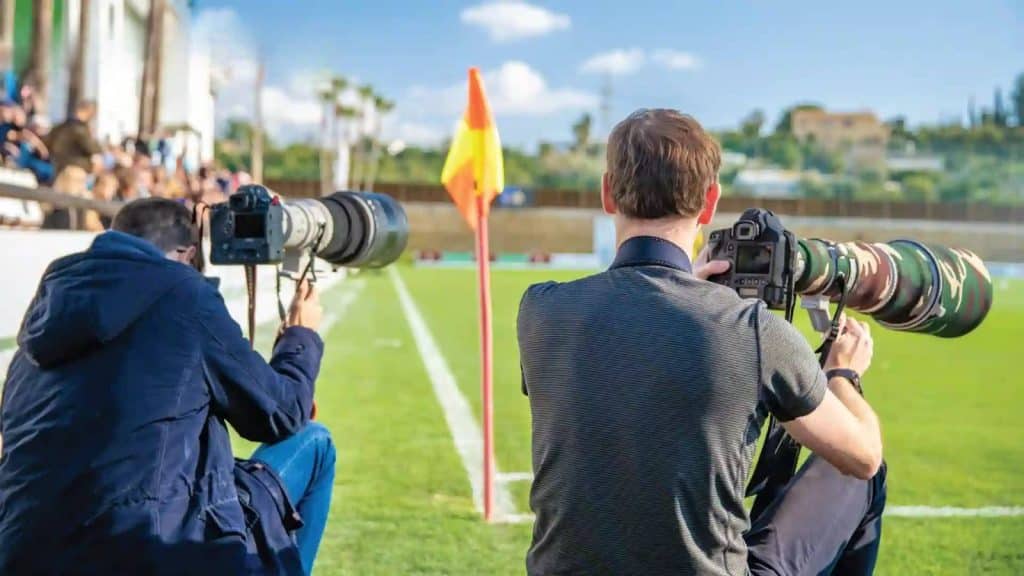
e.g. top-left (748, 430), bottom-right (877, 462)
top-left (441, 68), bottom-right (504, 230)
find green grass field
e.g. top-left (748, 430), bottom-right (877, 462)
top-left (237, 268), bottom-right (1024, 575)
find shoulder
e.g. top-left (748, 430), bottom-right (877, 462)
top-left (519, 271), bottom-right (613, 312)
top-left (182, 274), bottom-right (229, 309)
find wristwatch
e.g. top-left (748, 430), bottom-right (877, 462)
top-left (826, 368), bottom-right (863, 395)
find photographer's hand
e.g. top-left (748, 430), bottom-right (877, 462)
top-left (693, 247), bottom-right (731, 280)
top-left (824, 315), bottom-right (874, 375)
top-left (285, 280), bottom-right (323, 332)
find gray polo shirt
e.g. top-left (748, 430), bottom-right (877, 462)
top-left (518, 236), bottom-right (826, 575)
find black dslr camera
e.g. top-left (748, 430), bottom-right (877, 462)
top-left (209, 185), bottom-right (285, 265)
top-left (209, 184), bottom-right (409, 277)
top-left (705, 208), bottom-right (796, 310)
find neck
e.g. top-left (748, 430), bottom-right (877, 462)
top-left (615, 215), bottom-right (700, 261)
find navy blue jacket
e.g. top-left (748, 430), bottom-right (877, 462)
top-left (0, 231), bottom-right (323, 574)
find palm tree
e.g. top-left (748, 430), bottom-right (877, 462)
top-left (350, 83), bottom-right (375, 189)
top-left (571, 113), bottom-right (592, 153)
top-left (364, 95), bottom-right (394, 191)
top-left (334, 104), bottom-right (358, 189)
top-left (317, 84), bottom-right (333, 192)
top-left (318, 77), bottom-right (344, 195)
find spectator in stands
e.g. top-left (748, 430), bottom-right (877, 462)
top-left (16, 75), bottom-right (41, 123)
top-left (47, 100), bottom-right (101, 175)
top-left (92, 172), bottom-right (118, 229)
top-left (42, 165), bottom-right (89, 230)
top-left (115, 165), bottom-right (139, 202)
top-left (16, 114), bottom-right (54, 184)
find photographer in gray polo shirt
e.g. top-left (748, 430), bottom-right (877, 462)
top-left (518, 109), bottom-right (886, 576)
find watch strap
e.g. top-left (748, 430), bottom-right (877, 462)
top-left (826, 368), bottom-right (863, 395)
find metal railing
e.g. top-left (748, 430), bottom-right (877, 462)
top-left (0, 180), bottom-right (122, 218)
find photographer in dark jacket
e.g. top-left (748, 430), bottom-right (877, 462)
top-left (0, 198), bottom-right (334, 575)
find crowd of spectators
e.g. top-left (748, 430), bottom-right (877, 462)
top-left (0, 78), bottom-right (244, 231)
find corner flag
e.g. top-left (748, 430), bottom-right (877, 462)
top-left (440, 68), bottom-right (503, 522)
top-left (441, 68), bottom-right (504, 229)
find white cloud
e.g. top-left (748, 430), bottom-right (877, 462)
top-left (460, 1), bottom-right (570, 42)
top-left (261, 86), bottom-right (322, 128)
top-left (487, 61), bottom-right (596, 115)
top-left (652, 49), bottom-right (702, 70)
top-left (194, 8), bottom-right (259, 84)
top-left (382, 119), bottom-right (446, 147)
top-left (580, 48), bottom-right (646, 76)
top-left (406, 61), bottom-right (596, 122)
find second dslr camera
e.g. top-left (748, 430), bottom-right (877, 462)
top-left (705, 208), bottom-right (795, 310)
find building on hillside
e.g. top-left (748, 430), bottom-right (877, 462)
top-left (791, 109), bottom-right (890, 172)
top-left (721, 150), bottom-right (747, 169)
top-left (886, 154), bottom-right (944, 174)
top-left (731, 167), bottom-right (805, 198)
top-left (0, 0), bottom-right (214, 165)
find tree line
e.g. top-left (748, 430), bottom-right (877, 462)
top-left (217, 73), bottom-right (1024, 205)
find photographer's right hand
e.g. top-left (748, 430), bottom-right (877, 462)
top-left (286, 279), bottom-right (322, 332)
top-left (824, 315), bottom-right (874, 376)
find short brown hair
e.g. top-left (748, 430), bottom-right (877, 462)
top-left (112, 197), bottom-right (195, 253)
top-left (606, 109), bottom-right (721, 219)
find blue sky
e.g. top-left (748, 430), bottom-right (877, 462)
top-left (197, 0), bottom-right (1023, 148)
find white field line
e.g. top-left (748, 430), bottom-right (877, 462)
top-left (318, 279), bottom-right (364, 339)
top-left (488, 506), bottom-right (1024, 526)
top-left (388, 267), bottom-right (518, 520)
top-left (886, 506), bottom-right (1024, 518)
top-left (497, 471), bottom-right (534, 483)
top-left (490, 471), bottom-right (1024, 521)
top-left (253, 279), bottom-right (364, 357)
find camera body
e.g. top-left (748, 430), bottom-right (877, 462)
top-left (705, 208), bottom-right (794, 310)
top-left (209, 185), bottom-right (286, 265)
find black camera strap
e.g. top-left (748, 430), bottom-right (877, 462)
top-left (747, 230), bottom-right (801, 517)
top-left (814, 273), bottom-right (848, 360)
top-left (747, 267), bottom-right (851, 521)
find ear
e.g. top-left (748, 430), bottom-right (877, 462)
top-left (697, 180), bottom-right (721, 225)
top-left (600, 172), bottom-right (617, 216)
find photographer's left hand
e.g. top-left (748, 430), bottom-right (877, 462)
top-left (694, 247), bottom-right (731, 280)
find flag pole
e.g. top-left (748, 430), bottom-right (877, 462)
top-left (475, 193), bottom-right (495, 522)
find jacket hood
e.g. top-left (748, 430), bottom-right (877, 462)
top-left (17, 230), bottom-right (198, 367)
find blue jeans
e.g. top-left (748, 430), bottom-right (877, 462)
top-left (252, 422), bottom-right (336, 575)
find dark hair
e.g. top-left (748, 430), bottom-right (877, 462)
top-left (606, 108), bottom-right (722, 219)
top-left (112, 197), bottom-right (196, 253)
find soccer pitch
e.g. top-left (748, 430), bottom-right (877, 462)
top-left (238, 267), bottom-right (1023, 575)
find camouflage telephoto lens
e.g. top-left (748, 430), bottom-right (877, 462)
top-left (795, 238), bottom-right (993, 338)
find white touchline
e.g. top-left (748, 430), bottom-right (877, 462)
top-left (497, 471), bottom-right (534, 483)
top-left (886, 506), bottom-right (1024, 518)
top-left (487, 472), bottom-right (1024, 520)
top-left (319, 280), bottom-right (365, 338)
top-left (389, 267), bottom-right (518, 520)
top-left (253, 279), bottom-right (365, 358)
